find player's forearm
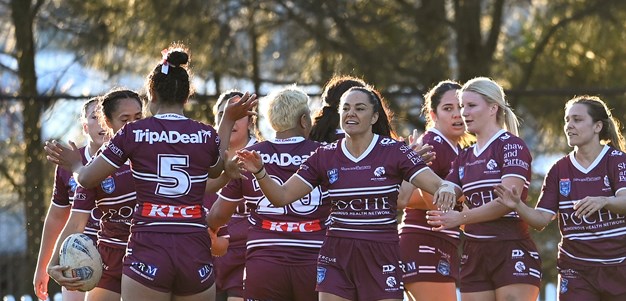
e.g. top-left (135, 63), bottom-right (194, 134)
top-left (513, 202), bottom-right (553, 231)
top-left (461, 200), bottom-right (512, 225)
top-left (604, 192), bottom-right (626, 214)
top-left (37, 207), bottom-right (70, 267)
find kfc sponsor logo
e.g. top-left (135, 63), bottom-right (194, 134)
top-left (261, 220), bottom-right (322, 232)
top-left (141, 203), bottom-right (202, 218)
top-left (133, 129), bottom-right (210, 144)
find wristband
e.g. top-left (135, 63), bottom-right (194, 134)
top-left (255, 169), bottom-right (267, 180)
top-left (253, 165), bottom-right (265, 175)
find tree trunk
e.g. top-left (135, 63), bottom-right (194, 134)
top-left (10, 0), bottom-right (45, 298)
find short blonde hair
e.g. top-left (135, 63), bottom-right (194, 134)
top-left (266, 86), bottom-right (310, 132)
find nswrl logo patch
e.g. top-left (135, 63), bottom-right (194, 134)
top-left (101, 176), bottom-right (116, 194)
top-left (317, 266), bottom-right (326, 284)
top-left (559, 179), bottom-right (571, 197)
top-left (327, 168), bottom-right (339, 184)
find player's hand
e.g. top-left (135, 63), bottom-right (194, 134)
top-left (33, 265), bottom-right (49, 301)
top-left (47, 265), bottom-right (84, 291)
top-left (493, 184), bottom-right (523, 210)
top-left (208, 228), bottom-right (229, 257)
top-left (236, 149), bottom-right (264, 174)
top-left (223, 92), bottom-right (258, 122)
top-left (426, 209), bottom-right (463, 231)
top-left (44, 140), bottom-right (83, 172)
top-left (223, 153), bottom-right (247, 180)
top-left (573, 196), bottom-right (608, 217)
top-left (432, 181), bottom-right (456, 212)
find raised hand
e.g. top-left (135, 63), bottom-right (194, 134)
top-left (236, 149), bottom-right (264, 174)
top-left (44, 140), bottom-right (83, 172)
top-left (223, 92), bottom-right (258, 122)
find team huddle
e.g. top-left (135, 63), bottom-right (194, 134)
top-left (33, 43), bottom-right (626, 301)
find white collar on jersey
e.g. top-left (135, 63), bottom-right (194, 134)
top-left (154, 113), bottom-right (187, 120)
top-left (569, 144), bottom-right (609, 174)
top-left (341, 134), bottom-right (378, 163)
top-left (270, 136), bottom-right (305, 144)
top-left (246, 137), bottom-right (257, 147)
top-left (473, 129), bottom-right (506, 157)
top-left (427, 128), bottom-right (459, 155)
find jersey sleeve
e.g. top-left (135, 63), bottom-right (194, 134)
top-left (218, 178), bottom-right (245, 202)
top-left (500, 138), bottom-right (532, 181)
top-left (51, 166), bottom-right (72, 207)
top-left (396, 142), bottom-right (429, 183)
top-left (72, 185), bottom-right (97, 214)
top-left (207, 127), bottom-right (221, 168)
top-left (536, 162), bottom-right (559, 216)
top-left (101, 123), bottom-right (134, 168)
top-left (609, 150), bottom-right (626, 195)
top-left (294, 147), bottom-right (323, 190)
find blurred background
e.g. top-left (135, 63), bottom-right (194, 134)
top-left (2, 0), bottom-right (626, 300)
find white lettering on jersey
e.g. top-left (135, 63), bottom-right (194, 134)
top-left (133, 129), bottom-right (210, 144)
top-left (260, 152), bottom-right (311, 167)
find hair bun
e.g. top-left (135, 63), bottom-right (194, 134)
top-left (166, 50), bottom-right (189, 67)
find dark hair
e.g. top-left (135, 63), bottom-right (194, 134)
top-left (213, 89), bottom-right (260, 141)
top-left (310, 75), bottom-right (367, 143)
top-left (98, 89), bottom-right (143, 125)
top-left (566, 95), bottom-right (625, 151)
top-left (147, 43), bottom-right (193, 105)
top-left (81, 96), bottom-right (100, 122)
top-left (343, 86), bottom-right (396, 138)
top-left (423, 80), bottom-right (462, 129)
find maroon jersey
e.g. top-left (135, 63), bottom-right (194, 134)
top-left (401, 129), bottom-right (461, 240)
top-left (73, 160), bottom-right (136, 249)
top-left (446, 129), bottom-right (532, 241)
top-left (52, 146), bottom-right (101, 237)
top-left (101, 114), bottom-right (220, 233)
top-left (219, 137), bottom-right (330, 263)
top-left (537, 145), bottom-right (626, 266)
top-left (203, 138), bottom-right (257, 248)
top-left (296, 135), bottom-right (428, 243)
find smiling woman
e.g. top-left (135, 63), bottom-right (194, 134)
top-left (236, 85), bottom-right (457, 301)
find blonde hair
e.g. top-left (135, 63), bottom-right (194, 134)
top-left (461, 77), bottom-right (520, 136)
top-left (266, 86), bottom-right (310, 132)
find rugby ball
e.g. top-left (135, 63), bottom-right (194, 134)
top-left (59, 233), bottom-right (103, 291)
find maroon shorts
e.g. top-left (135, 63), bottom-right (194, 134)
top-left (244, 256), bottom-right (317, 301)
top-left (96, 244), bottom-right (125, 293)
top-left (399, 232), bottom-right (459, 283)
top-left (122, 231), bottom-right (214, 295)
top-left (316, 237), bottom-right (403, 301)
top-left (213, 246), bottom-right (245, 297)
top-left (558, 261), bottom-right (626, 301)
top-left (460, 239), bottom-right (541, 293)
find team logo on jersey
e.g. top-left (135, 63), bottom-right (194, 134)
top-left (437, 260), bottom-right (450, 276)
top-left (374, 166), bottom-right (386, 177)
top-left (499, 133), bottom-right (511, 140)
top-left (514, 261), bottom-right (526, 273)
top-left (100, 176), bottom-right (115, 194)
top-left (560, 277), bottom-right (568, 294)
top-left (434, 136), bottom-right (442, 143)
top-left (316, 267), bottom-right (326, 284)
top-left (459, 167), bottom-right (465, 179)
top-left (386, 276), bottom-right (397, 288)
top-left (610, 150), bottom-right (623, 156)
top-left (559, 179), bottom-right (571, 197)
top-left (604, 175), bottom-right (611, 187)
top-left (327, 168), bottom-right (339, 184)
top-left (68, 177), bottom-right (78, 192)
top-left (486, 159), bottom-right (498, 170)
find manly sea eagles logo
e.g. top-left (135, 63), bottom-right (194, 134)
top-left (327, 168), bottom-right (339, 184)
top-left (559, 178), bottom-right (571, 197)
top-left (101, 176), bottom-right (116, 194)
top-left (374, 167), bottom-right (386, 177)
top-left (459, 166), bottom-right (465, 179)
top-left (604, 175), bottom-right (611, 188)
